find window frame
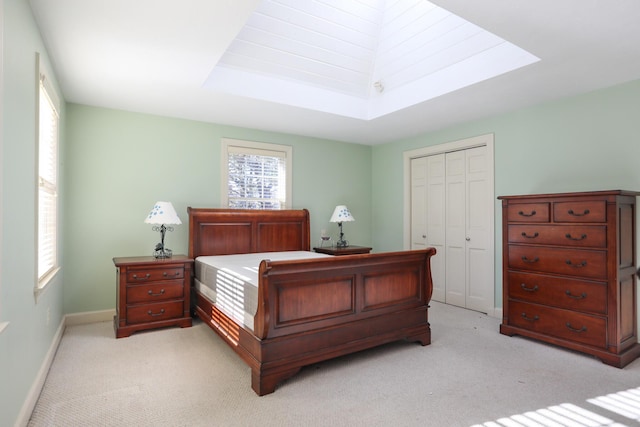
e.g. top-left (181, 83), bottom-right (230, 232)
top-left (35, 52), bottom-right (61, 297)
top-left (221, 138), bottom-right (292, 209)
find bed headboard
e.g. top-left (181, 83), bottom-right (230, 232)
top-left (188, 208), bottom-right (311, 259)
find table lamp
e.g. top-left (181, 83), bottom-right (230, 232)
top-left (330, 205), bottom-right (354, 248)
top-left (144, 201), bottom-right (181, 258)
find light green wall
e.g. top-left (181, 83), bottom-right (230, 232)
top-left (372, 78), bottom-right (640, 307)
top-left (63, 105), bottom-right (372, 313)
top-left (3, 1), bottom-right (640, 424)
top-left (1, 0), bottom-right (66, 425)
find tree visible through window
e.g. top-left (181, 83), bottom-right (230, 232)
top-left (222, 139), bottom-right (292, 209)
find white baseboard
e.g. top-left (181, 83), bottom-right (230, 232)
top-left (14, 308), bottom-right (116, 427)
top-left (490, 307), bottom-right (503, 319)
top-left (64, 309), bottom-right (115, 326)
top-left (14, 318), bottom-right (65, 427)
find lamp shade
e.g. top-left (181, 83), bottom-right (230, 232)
top-left (144, 201), bottom-right (182, 225)
top-left (330, 205), bottom-right (354, 223)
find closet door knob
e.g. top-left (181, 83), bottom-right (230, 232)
top-left (466, 237), bottom-right (471, 241)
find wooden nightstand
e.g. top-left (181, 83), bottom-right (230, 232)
top-left (113, 255), bottom-right (193, 338)
top-left (313, 245), bottom-right (372, 256)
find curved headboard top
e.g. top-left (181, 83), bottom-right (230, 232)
top-left (187, 208), bottom-right (311, 259)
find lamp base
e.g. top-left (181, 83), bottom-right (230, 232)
top-left (153, 248), bottom-right (173, 259)
top-left (335, 240), bottom-right (349, 248)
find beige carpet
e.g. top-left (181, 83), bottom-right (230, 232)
top-left (28, 302), bottom-right (640, 426)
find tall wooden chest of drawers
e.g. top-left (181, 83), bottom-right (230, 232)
top-left (499, 190), bottom-right (640, 367)
top-left (113, 255), bottom-right (193, 338)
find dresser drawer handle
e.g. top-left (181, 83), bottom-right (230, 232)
top-left (565, 260), bottom-right (587, 268)
top-left (148, 289), bottom-right (165, 297)
top-left (518, 210), bottom-right (536, 217)
top-left (133, 274), bottom-right (151, 280)
top-left (565, 323), bottom-right (587, 333)
top-left (521, 256), bottom-right (539, 263)
top-left (521, 232), bottom-right (539, 239)
top-left (565, 290), bottom-right (587, 300)
top-left (567, 209), bottom-right (590, 217)
top-left (565, 233), bottom-right (587, 241)
top-left (521, 312), bottom-right (539, 322)
top-left (147, 309), bottom-right (165, 317)
top-left (520, 283), bottom-right (539, 292)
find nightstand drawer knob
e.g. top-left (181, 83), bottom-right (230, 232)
top-left (162, 271), bottom-right (180, 277)
top-left (147, 308), bottom-right (165, 317)
top-left (133, 273), bottom-right (151, 280)
top-left (148, 289), bottom-right (165, 297)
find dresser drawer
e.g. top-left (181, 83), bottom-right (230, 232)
top-left (126, 281), bottom-right (184, 304)
top-left (553, 200), bottom-right (607, 223)
top-left (126, 267), bottom-right (184, 283)
top-left (126, 301), bottom-right (184, 324)
top-left (508, 300), bottom-right (606, 348)
top-left (508, 246), bottom-right (607, 279)
top-left (507, 224), bottom-right (607, 248)
top-left (507, 203), bottom-right (550, 223)
top-left (507, 272), bottom-right (607, 314)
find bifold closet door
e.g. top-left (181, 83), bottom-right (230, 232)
top-left (411, 146), bottom-right (492, 312)
top-left (410, 155), bottom-right (446, 301)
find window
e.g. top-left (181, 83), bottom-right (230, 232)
top-left (222, 139), bottom-right (292, 209)
top-left (37, 53), bottom-right (60, 290)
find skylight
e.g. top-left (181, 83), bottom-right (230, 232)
top-left (203, 0), bottom-right (539, 120)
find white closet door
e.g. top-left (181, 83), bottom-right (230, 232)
top-left (425, 154), bottom-right (445, 302)
top-left (410, 157), bottom-right (428, 250)
top-left (444, 150), bottom-right (467, 307)
top-left (464, 146), bottom-right (492, 312)
top-left (411, 145), bottom-right (492, 312)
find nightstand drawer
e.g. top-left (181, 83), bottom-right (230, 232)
top-left (126, 267), bottom-right (183, 283)
top-left (126, 301), bottom-right (184, 324)
top-left (126, 281), bottom-right (184, 304)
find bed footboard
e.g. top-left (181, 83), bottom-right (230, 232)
top-left (250, 248), bottom-right (436, 395)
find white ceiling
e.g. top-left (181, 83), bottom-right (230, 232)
top-left (29, 0), bottom-right (640, 145)
top-left (204, 0), bottom-right (538, 120)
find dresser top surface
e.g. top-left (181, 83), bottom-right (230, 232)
top-left (498, 189), bottom-right (640, 201)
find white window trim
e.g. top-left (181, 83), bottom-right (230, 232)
top-left (34, 52), bottom-right (61, 300)
top-left (221, 138), bottom-right (293, 209)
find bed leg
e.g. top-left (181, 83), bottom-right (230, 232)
top-left (251, 366), bottom-right (302, 396)
top-left (405, 326), bottom-right (431, 346)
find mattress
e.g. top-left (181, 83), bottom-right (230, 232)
top-left (195, 251), bottom-right (329, 331)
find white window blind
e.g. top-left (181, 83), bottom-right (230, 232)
top-left (222, 139), bottom-right (292, 209)
top-left (37, 64), bottom-right (60, 284)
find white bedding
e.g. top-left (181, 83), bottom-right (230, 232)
top-left (195, 251), bottom-right (329, 331)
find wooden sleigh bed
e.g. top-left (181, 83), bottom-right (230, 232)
top-left (188, 208), bottom-right (436, 395)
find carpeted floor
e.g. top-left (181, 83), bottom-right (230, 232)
top-left (28, 302), bottom-right (640, 426)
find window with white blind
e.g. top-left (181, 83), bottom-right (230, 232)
top-left (37, 53), bottom-right (60, 290)
top-left (221, 139), bottom-right (292, 209)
